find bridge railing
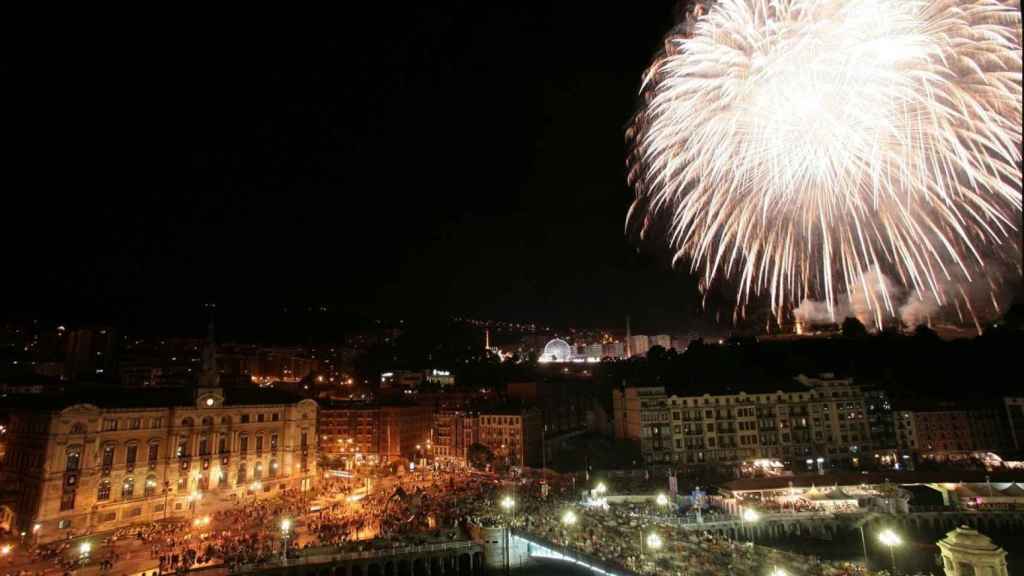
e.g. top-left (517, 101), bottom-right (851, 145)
top-left (185, 540), bottom-right (479, 574)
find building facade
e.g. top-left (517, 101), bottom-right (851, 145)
top-left (317, 401), bottom-right (433, 467)
top-left (1004, 397), bottom-right (1024, 451)
top-left (1, 388), bottom-right (318, 542)
top-left (477, 407), bottom-right (543, 468)
top-left (614, 375), bottom-right (872, 468)
top-left (612, 387), bottom-right (672, 464)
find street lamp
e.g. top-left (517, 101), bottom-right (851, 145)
top-left (499, 497), bottom-right (516, 576)
top-left (878, 529), bottom-right (902, 573)
top-left (641, 530), bottom-right (663, 566)
top-left (79, 541), bottom-right (92, 565)
top-left (594, 482), bottom-right (607, 496)
top-left (280, 518), bottom-right (292, 561)
top-left (561, 510), bottom-right (577, 526)
top-left (0, 544), bottom-right (12, 557)
top-left (655, 493), bottom-right (669, 508)
top-left (742, 508), bottom-right (760, 544)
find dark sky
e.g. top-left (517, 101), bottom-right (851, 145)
top-left (7, 4), bottom-right (730, 332)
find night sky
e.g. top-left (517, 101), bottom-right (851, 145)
top-left (7, 4), bottom-right (737, 332)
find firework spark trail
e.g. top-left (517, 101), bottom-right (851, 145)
top-left (627, 0), bottom-right (1023, 328)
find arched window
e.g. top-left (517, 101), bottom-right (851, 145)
top-left (199, 434), bottom-right (210, 456)
top-left (144, 476), bottom-right (157, 497)
top-left (70, 422), bottom-right (86, 434)
top-left (220, 416), bottom-right (232, 425)
top-left (253, 461), bottom-right (263, 481)
top-left (269, 459), bottom-right (278, 479)
top-left (122, 477), bottom-right (135, 499)
top-left (65, 448), bottom-right (81, 472)
top-left (182, 417), bottom-right (194, 427)
top-left (97, 479), bottom-right (111, 501)
top-left (201, 416), bottom-right (213, 427)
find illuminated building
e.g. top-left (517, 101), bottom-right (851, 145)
top-left (477, 407), bottom-right (543, 468)
top-left (0, 388), bottom-right (318, 541)
top-left (612, 387), bottom-right (672, 464)
top-left (318, 401), bottom-right (433, 464)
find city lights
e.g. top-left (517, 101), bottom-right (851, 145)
top-left (561, 510), bottom-right (578, 526)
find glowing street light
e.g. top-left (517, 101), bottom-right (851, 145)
top-left (500, 496), bottom-right (516, 511)
top-left (594, 482), bottom-right (607, 495)
top-left (769, 568), bottom-right (788, 576)
top-left (280, 518), bottom-right (292, 534)
top-left (878, 529), bottom-right (902, 572)
top-left (645, 532), bottom-right (663, 550)
top-left (655, 493), bottom-right (669, 507)
top-left (742, 508), bottom-right (761, 544)
top-left (561, 510), bottom-right (578, 526)
top-left (79, 541), bottom-right (92, 564)
top-left (0, 545), bottom-right (12, 556)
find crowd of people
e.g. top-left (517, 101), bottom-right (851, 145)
top-left (3, 467), bottom-right (947, 575)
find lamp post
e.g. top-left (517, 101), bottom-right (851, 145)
top-left (561, 509), bottom-right (577, 550)
top-left (640, 531), bottom-right (662, 571)
top-left (280, 518), bottom-right (292, 561)
top-left (878, 529), bottom-right (902, 574)
top-left (500, 496), bottom-right (516, 576)
top-left (188, 490), bottom-right (202, 521)
top-left (742, 508), bottom-right (760, 544)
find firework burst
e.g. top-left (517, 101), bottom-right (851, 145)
top-left (628, 0), bottom-right (1023, 328)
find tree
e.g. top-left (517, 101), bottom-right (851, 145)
top-left (467, 443), bottom-right (494, 470)
top-left (841, 317), bottom-right (868, 339)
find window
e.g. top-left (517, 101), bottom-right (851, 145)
top-left (151, 417), bottom-right (163, 428)
top-left (218, 434), bottom-right (228, 454)
top-left (144, 476), bottom-right (157, 497)
top-left (270, 433), bottom-right (278, 454)
top-left (241, 414), bottom-right (250, 424)
top-left (97, 480), bottom-right (111, 501)
top-left (126, 445), bottom-right (138, 471)
top-left (269, 459), bottom-right (278, 478)
top-left (129, 418), bottom-right (141, 430)
top-left (255, 436), bottom-right (263, 455)
top-left (58, 519), bottom-right (72, 529)
top-left (66, 448), bottom-right (81, 472)
top-left (301, 431), bottom-right (308, 448)
top-left (61, 490), bottom-right (76, 511)
top-left (240, 436), bottom-right (249, 454)
top-left (177, 477), bottom-right (187, 492)
top-left (177, 437), bottom-right (189, 458)
top-left (272, 413), bottom-right (279, 422)
top-left (221, 416), bottom-right (232, 425)
top-left (199, 435), bottom-right (210, 456)
top-left (103, 419), bottom-right (118, 432)
top-left (218, 470), bottom-right (228, 488)
top-left (253, 462), bottom-right (263, 481)
top-left (70, 422), bottom-right (86, 434)
top-left (182, 417), bottom-right (194, 427)
top-left (102, 446), bottom-right (115, 472)
top-left (202, 416), bottom-right (213, 426)
top-left (237, 463), bottom-right (247, 484)
top-left (257, 414), bottom-right (265, 423)
top-left (122, 477), bottom-right (135, 499)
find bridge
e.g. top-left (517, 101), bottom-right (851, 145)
top-left (510, 531), bottom-right (639, 576)
top-left (187, 540), bottom-right (485, 576)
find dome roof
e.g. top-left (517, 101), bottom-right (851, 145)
top-left (542, 339), bottom-right (573, 362)
top-left (938, 526), bottom-right (1003, 553)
